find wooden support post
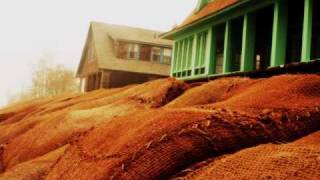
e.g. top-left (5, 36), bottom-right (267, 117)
top-left (170, 42), bottom-right (177, 76)
top-left (184, 40), bottom-right (188, 72)
top-left (241, 13), bottom-right (256, 71)
top-left (223, 21), bottom-right (232, 73)
top-left (176, 42), bottom-right (181, 73)
top-left (180, 40), bottom-right (185, 73)
top-left (79, 78), bottom-right (83, 92)
top-left (94, 73), bottom-right (99, 90)
top-left (178, 41), bottom-right (183, 73)
top-left (85, 77), bottom-right (88, 92)
top-left (197, 34), bottom-right (203, 68)
top-left (100, 71), bottom-right (104, 89)
top-left (205, 27), bottom-right (215, 75)
top-left (271, 0), bottom-right (288, 67)
top-left (191, 34), bottom-right (198, 76)
top-left (301, 0), bottom-right (313, 62)
top-left (87, 75), bottom-right (91, 91)
top-left (187, 37), bottom-right (193, 70)
top-left (183, 39), bottom-right (189, 71)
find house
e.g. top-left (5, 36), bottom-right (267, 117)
top-left (162, 0), bottom-right (320, 80)
top-left (76, 22), bottom-right (172, 92)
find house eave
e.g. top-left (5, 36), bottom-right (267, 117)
top-left (112, 37), bottom-right (172, 48)
top-left (161, 0), bottom-right (250, 40)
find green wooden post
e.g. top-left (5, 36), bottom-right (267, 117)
top-left (186, 39), bottom-right (190, 70)
top-left (223, 21), bottom-right (232, 73)
top-left (197, 34), bottom-right (203, 68)
top-left (178, 41), bottom-right (183, 73)
top-left (210, 27), bottom-right (217, 74)
top-left (170, 42), bottom-right (177, 76)
top-left (241, 13), bottom-right (256, 71)
top-left (187, 37), bottom-right (193, 69)
top-left (180, 40), bottom-right (185, 73)
top-left (175, 41), bottom-right (180, 73)
top-left (191, 34), bottom-right (198, 76)
top-left (270, 0), bottom-right (288, 67)
top-left (205, 27), bottom-right (215, 75)
top-left (301, 0), bottom-right (313, 62)
top-left (185, 39), bottom-right (189, 70)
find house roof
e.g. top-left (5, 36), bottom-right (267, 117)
top-left (179, 0), bottom-right (240, 28)
top-left (92, 21), bottom-right (172, 47)
top-left (76, 22), bottom-right (172, 77)
top-left (162, 0), bottom-right (241, 39)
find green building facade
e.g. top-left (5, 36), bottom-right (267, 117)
top-left (163, 0), bottom-right (320, 80)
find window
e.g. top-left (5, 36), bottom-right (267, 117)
top-left (162, 48), bottom-right (172, 64)
top-left (116, 41), bottom-right (129, 59)
top-left (139, 45), bottom-right (152, 61)
top-left (127, 43), bottom-right (140, 59)
top-left (151, 47), bottom-right (161, 62)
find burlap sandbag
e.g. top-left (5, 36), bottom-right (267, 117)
top-left (174, 131), bottom-right (320, 180)
top-left (45, 106), bottom-right (320, 180)
top-left (1, 78), bottom-right (187, 171)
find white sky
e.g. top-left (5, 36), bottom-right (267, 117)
top-left (0, 0), bottom-right (196, 107)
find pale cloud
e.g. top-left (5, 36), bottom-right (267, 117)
top-left (0, 0), bottom-right (196, 107)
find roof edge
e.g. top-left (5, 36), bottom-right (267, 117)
top-left (161, 0), bottom-right (247, 39)
top-left (76, 24), bottom-right (93, 76)
top-left (110, 36), bottom-right (172, 48)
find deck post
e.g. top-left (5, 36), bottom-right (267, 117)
top-left (180, 40), bottom-right (185, 74)
top-left (241, 13), bottom-right (256, 71)
top-left (171, 42), bottom-right (177, 76)
top-left (270, 0), bottom-right (288, 67)
top-left (177, 41), bottom-right (182, 74)
top-left (301, 0), bottom-right (313, 62)
top-left (191, 34), bottom-right (198, 76)
top-left (100, 71), bottom-right (104, 89)
top-left (184, 39), bottom-right (189, 72)
top-left (205, 27), bottom-right (215, 75)
top-left (223, 21), bottom-right (232, 73)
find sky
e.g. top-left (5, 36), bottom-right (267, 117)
top-left (0, 0), bottom-right (197, 107)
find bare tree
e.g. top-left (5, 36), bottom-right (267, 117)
top-left (9, 58), bottom-right (79, 104)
